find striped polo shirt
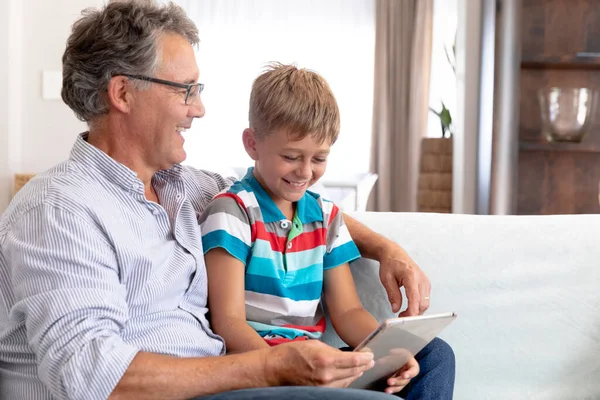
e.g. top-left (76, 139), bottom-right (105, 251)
top-left (200, 168), bottom-right (361, 345)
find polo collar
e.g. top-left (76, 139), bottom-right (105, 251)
top-left (241, 167), bottom-right (323, 224)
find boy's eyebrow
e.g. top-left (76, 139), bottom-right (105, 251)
top-left (281, 148), bottom-right (331, 154)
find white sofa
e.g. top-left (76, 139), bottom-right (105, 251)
top-left (322, 212), bottom-right (600, 399)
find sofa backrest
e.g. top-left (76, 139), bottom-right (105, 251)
top-left (322, 212), bottom-right (600, 399)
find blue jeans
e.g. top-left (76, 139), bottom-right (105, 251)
top-left (196, 387), bottom-right (394, 399)
top-left (195, 338), bottom-right (455, 400)
top-left (398, 337), bottom-right (455, 400)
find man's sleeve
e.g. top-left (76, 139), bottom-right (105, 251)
top-left (203, 169), bottom-right (237, 193)
top-left (183, 167), bottom-right (238, 212)
top-left (5, 205), bottom-right (138, 400)
top-left (322, 201), bottom-right (361, 270)
top-left (199, 194), bottom-right (252, 265)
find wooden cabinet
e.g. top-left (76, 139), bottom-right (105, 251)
top-left (518, 0), bottom-right (600, 214)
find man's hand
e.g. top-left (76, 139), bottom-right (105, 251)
top-left (341, 214), bottom-right (431, 316)
top-left (378, 243), bottom-right (431, 316)
top-left (270, 340), bottom-right (375, 388)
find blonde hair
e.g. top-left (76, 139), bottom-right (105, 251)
top-left (249, 63), bottom-right (340, 145)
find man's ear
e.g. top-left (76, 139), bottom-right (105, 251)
top-left (242, 128), bottom-right (259, 161)
top-left (107, 76), bottom-right (133, 114)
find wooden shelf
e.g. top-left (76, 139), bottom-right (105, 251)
top-left (521, 53), bottom-right (600, 69)
top-left (519, 140), bottom-right (600, 153)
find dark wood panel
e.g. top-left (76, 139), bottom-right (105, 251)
top-left (518, 0), bottom-right (600, 215)
top-left (522, 0), bottom-right (600, 57)
top-left (517, 151), bottom-right (600, 214)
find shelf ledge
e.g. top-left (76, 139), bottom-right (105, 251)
top-left (520, 141), bottom-right (600, 153)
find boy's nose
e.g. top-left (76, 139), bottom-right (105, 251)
top-left (296, 162), bottom-right (312, 179)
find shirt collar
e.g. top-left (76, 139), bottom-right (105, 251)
top-left (70, 132), bottom-right (183, 193)
top-left (242, 167), bottom-right (323, 224)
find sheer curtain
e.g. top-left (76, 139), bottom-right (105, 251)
top-left (174, 0), bottom-right (375, 177)
top-left (369, 0), bottom-right (433, 212)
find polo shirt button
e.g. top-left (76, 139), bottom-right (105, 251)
top-left (280, 221), bottom-right (289, 229)
top-left (287, 242), bottom-right (293, 249)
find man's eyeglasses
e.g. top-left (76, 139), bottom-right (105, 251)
top-left (120, 74), bottom-right (204, 105)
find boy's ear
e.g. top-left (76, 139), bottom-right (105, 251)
top-left (242, 128), bottom-right (259, 161)
top-left (107, 75), bottom-right (133, 114)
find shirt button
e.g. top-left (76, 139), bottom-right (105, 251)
top-left (176, 194), bottom-right (182, 200)
top-left (280, 221), bottom-right (289, 229)
top-left (287, 242), bottom-right (293, 249)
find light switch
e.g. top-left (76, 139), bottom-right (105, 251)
top-left (42, 70), bottom-right (62, 100)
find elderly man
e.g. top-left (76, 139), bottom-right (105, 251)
top-left (0, 1), bottom-right (454, 399)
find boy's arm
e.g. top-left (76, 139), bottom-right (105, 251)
top-left (205, 248), bottom-right (269, 353)
top-left (323, 264), bottom-right (379, 348)
top-left (323, 265), bottom-right (419, 395)
top-left (199, 193), bottom-right (268, 353)
top-left (342, 213), bottom-right (431, 316)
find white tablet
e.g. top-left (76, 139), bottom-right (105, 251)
top-left (349, 312), bottom-right (458, 390)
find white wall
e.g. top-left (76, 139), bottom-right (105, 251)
top-left (0, 1), bottom-right (10, 212)
top-left (0, 0), bottom-right (99, 213)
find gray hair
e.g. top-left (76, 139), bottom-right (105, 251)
top-left (61, 0), bottom-right (199, 123)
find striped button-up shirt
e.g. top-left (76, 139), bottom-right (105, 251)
top-left (0, 133), bottom-right (234, 400)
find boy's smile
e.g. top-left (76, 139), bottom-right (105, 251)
top-left (243, 127), bottom-right (331, 213)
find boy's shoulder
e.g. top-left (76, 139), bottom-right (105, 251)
top-left (202, 178), bottom-right (259, 217)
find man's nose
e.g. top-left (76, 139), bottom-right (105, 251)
top-left (189, 98), bottom-right (205, 118)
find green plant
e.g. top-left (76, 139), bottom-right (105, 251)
top-left (429, 33), bottom-right (456, 138)
top-left (429, 102), bottom-right (452, 138)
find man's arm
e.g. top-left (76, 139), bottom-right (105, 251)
top-left (343, 213), bottom-right (431, 316)
top-left (6, 205), bottom-right (138, 400)
top-left (110, 342), bottom-right (375, 399)
top-left (110, 350), bottom-right (273, 399)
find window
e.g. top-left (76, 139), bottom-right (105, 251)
top-left (174, 0), bottom-right (375, 176)
top-left (427, 0), bottom-right (458, 138)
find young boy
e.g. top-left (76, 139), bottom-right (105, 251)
top-left (199, 63), bottom-right (417, 394)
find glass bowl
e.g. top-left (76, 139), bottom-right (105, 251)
top-left (538, 87), bottom-right (598, 143)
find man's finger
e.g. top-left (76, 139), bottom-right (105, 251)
top-left (399, 278), bottom-right (420, 317)
top-left (419, 295), bottom-right (430, 314)
top-left (419, 279), bottom-right (432, 314)
top-left (330, 363), bottom-right (373, 382)
top-left (381, 271), bottom-right (403, 313)
top-left (327, 357), bottom-right (374, 384)
top-left (332, 351), bottom-right (374, 369)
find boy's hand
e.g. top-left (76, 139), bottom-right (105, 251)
top-left (384, 355), bottom-right (420, 394)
